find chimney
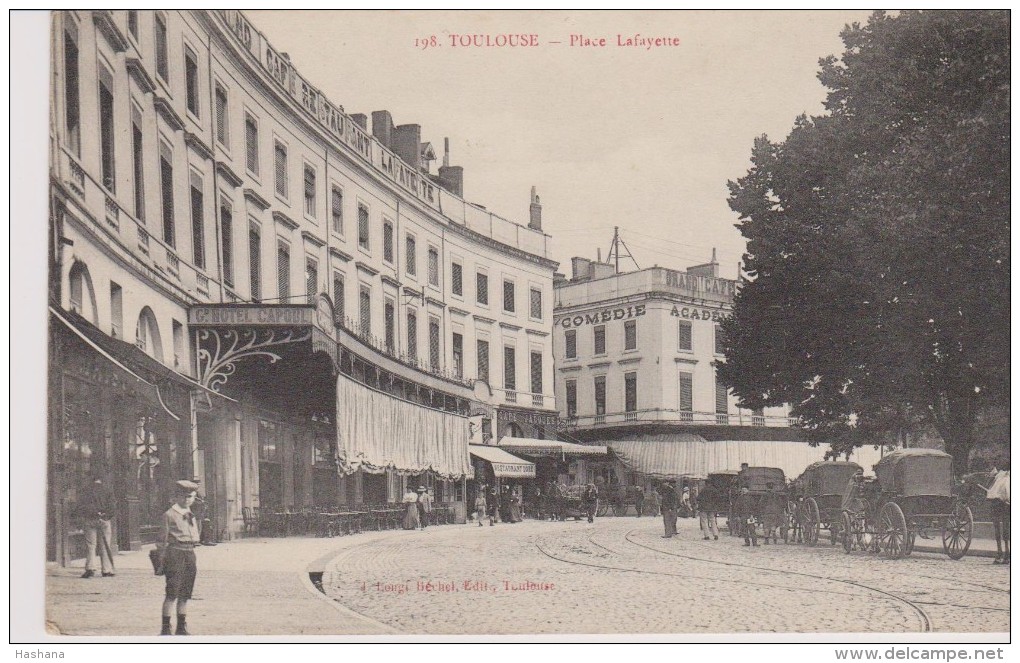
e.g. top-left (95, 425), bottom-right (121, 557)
top-left (529, 186), bottom-right (542, 231)
top-left (350, 113), bottom-right (368, 131)
top-left (571, 257), bottom-right (592, 281)
top-left (392, 124), bottom-right (422, 171)
top-left (371, 110), bottom-right (394, 149)
top-left (591, 262), bottom-right (616, 280)
top-left (553, 272), bottom-right (568, 288)
top-left (437, 137), bottom-right (464, 196)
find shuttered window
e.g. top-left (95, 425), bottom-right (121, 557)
top-left (625, 372), bottom-right (638, 412)
top-left (565, 329), bottom-right (577, 359)
top-left (274, 142), bottom-right (288, 198)
top-left (476, 339), bottom-right (489, 383)
top-left (331, 187), bottom-right (343, 234)
top-left (63, 23), bottom-right (81, 156)
top-left (503, 346), bottom-right (516, 390)
top-left (358, 205), bottom-right (369, 249)
top-left (503, 280), bottom-right (515, 312)
top-left (384, 300), bottom-right (395, 353)
top-left (303, 165), bottom-right (316, 217)
top-left (359, 287), bottom-right (371, 335)
top-left (715, 375), bottom-right (728, 414)
top-left (190, 172), bottom-right (205, 269)
top-left (594, 325), bottom-right (606, 355)
top-left (625, 320), bottom-right (637, 350)
top-left (131, 105), bottom-right (144, 220)
top-left (276, 242), bottom-right (290, 301)
top-left (429, 318), bottom-right (441, 370)
top-left (245, 114), bottom-right (259, 175)
top-left (405, 235), bottom-right (416, 275)
top-left (406, 310), bottom-right (417, 359)
top-left (530, 351), bottom-right (542, 394)
top-left (220, 200), bottom-right (233, 286)
top-left (678, 321), bottom-right (692, 351)
top-left (98, 65), bottom-right (115, 192)
top-left (154, 13), bottom-right (168, 82)
top-left (452, 262), bottom-right (463, 296)
top-left (248, 223), bottom-right (261, 302)
top-left (428, 247), bottom-right (439, 286)
top-left (476, 272), bottom-right (488, 305)
top-left (383, 222), bottom-right (394, 263)
top-left (565, 380), bottom-right (577, 418)
top-left (679, 372), bottom-right (693, 412)
top-left (159, 142), bottom-right (174, 246)
top-left (530, 288), bottom-right (542, 320)
top-left (305, 257), bottom-right (318, 303)
top-left (714, 323), bottom-right (726, 355)
top-left (185, 47), bottom-right (200, 117)
top-left (332, 271), bottom-right (344, 322)
top-left (215, 84), bottom-right (229, 147)
top-left (453, 333), bottom-right (464, 378)
top-left (594, 376), bottom-right (606, 415)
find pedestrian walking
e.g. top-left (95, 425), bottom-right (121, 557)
top-left (417, 486), bottom-right (432, 529)
top-left (78, 476), bottom-right (116, 578)
top-left (487, 486), bottom-right (500, 526)
top-left (733, 485), bottom-right (758, 547)
top-left (697, 484), bottom-right (720, 540)
top-left (987, 465), bottom-right (1010, 564)
top-left (401, 486), bottom-right (420, 530)
top-left (474, 486), bottom-right (487, 527)
top-left (659, 479), bottom-right (678, 538)
top-left (508, 485), bottom-right (523, 523)
top-left (583, 482), bottom-right (599, 523)
top-left (158, 480), bottom-right (201, 635)
top-left (634, 485), bottom-right (645, 517)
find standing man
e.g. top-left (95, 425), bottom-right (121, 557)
top-left (634, 485), bottom-right (645, 517)
top-left (659, 479), bottom-right (678, 538)
top-left (733, 485), bottom-right (758, 547)
top-left (487, 485), bottom-right (500, 526)
top-left (474, 485), bottom-right (487, 527)
top-left (583, 482), bottom-right (599, 524)
top-left (159, 480), bottom-right (201, 635)
top-left (417, 486), bottom-right (432, 529)
top-left (697, 483), bottom-right (720, 540)
top-left (78, 476), bottom-right (116, 578)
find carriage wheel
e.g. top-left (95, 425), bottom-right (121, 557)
top-left (829, 521), bottom-right (838, 546)
top-left (804, 498), bottom-right (821, 546)
top-left (879, 502), bottom-right (908, 560)
top-left (942, 504), bottom-right (974, 560)
top-left (904, 532), bottom-right (915, 556)
top-left (841, 511), bottom-right (854, 554)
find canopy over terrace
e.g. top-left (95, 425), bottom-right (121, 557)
top-left (469, 445), bottom-right (535, 479)
top-left (606, 434), bottom-right (888, 481)
top-left (497, 437), bottom-right (609, 457)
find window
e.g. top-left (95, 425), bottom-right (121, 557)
top-left (127, 11), bottom-right (138, 39)
top-left (678, 320), bottom-right (692, 351)
top-left (274, 141), bottom-right (288, 198)
top-left (131, 105), bottom-right (144, 220)
top-left (244, 113), bottom-right (259, 175)
top-left (679, 372), bottom-right (693, 412)
top-left (452, 333), bottom-right (463, 378)
top-left (565, 329), bottom-right (577, 359)
top-left (305, 257), bottom-right (318, 304)
top-left (405, 235), bottom-right (417, 275)
top-left (172, 320), bottom-right (184, 369)
top-left (383, 221), bottom-right (394, 263)
top-left (276, 242), bottom-right (290, 301)
top-left (715, 375), bottom-right (728, 415)
top-left (428, 247), bottom-right (439, 287)
top-left (248, 222), bottom-right (261, 301)
top-left (594, 376), bottom-right (606, 415)
top-left (476, 272), bottom-right (488, 305)
top-left (429, 318), bottom-right (441, 370)
top-left (215, 84), bottom-right (229, 147)
top-left (625, 372), bottom-right (637, 413)
top-left (184, 47), bottom-right (200, 117)
top-left (530, 351), bottom-right (542, 394)
top-left (530, 288), bottom-right (543, 320)
top-left (714, 324), bottom-right (726, 355)
top-left (357, 204), bottom-right (369, 249)
top-left (258, 420), bottom-right (279, 462)
top-left (476, 339), bottom-right (489, 383)
top-left (159, 141), bottom-right (174, 246)
top-left (594, 325), bottom-right (606, 355)
top-left (451, 262), bottom-right (463, 296)
top-left (502, 280), bottom-right (515, 312)
top-left (220, 199), bottom-right (234, 287)
top-left (565, 380), bottom-right (577, 418)
top-left (63, 23), bottom-right (80, 155)
top-left (330, 187), bottom-right (344, 234)
top-left (303, 165), bottom-right (316, 217)
top-left (359, 287), bottom-right (371, 335)
top-left (98, 64), bottom-right (115, 192)
top-left (624, 320), bottom-right (637, 351)
top-left (332, 271), bottom-right (344, 323)
top-left (110, 282), bottom-right (123, 339)
top-left (154, 13), bottom-right (168, 82)
top-left (406, 310), bottom-right (418, 359)
top-left (189, 172), bottom-right (205, 269)
top-left (384, 300), bottom-right (396, 353)
top-left (503, 346), bottom-right (516, 391)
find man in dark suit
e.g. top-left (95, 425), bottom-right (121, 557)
top-left (659, 479), bottom-right (678, 538)
top-left (78, 477), bottom-right (116, 578)
top-left (583, 483), bottom-right (599, 523)
top-left (733, 485), bottom-right (759, 546)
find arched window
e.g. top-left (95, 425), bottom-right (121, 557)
top-left (506, 422), bottom-right (524, 439)
top-left (135, 307), bottom-right (165, 363)
top-left (67, 260), bottom-right (98, 324)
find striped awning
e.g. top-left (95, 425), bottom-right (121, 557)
top-left (470, 444), bottom-right (535, 478)
top-left (607, 435), bottom-right (888, 480)
top-left (498, 437), bottom-right (608, 456)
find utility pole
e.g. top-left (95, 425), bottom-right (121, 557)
top-left (606, 226), bottom-right (639, 273)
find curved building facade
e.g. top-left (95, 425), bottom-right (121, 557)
top-left (48, 10), bottom-right (557, 560)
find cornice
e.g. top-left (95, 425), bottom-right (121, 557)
top-left (272, 210), bottom-right (299, 231)
top-left (301, 230), bottom-right (325, 248)
top-left (215, 161), bottom-right (244, 188)
top-left (243, 188), bottom-right (271, 211)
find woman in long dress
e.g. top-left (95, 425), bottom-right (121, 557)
top-left (401, 487), bottom-right (420, 530)
top-left (508, 485), bottom-right (523, 523)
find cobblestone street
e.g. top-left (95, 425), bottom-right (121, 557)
top-left (46, 517), bottom-right (1009, 638)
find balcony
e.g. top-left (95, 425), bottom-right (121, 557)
top-left (563, 408), bottom-right (798, 429)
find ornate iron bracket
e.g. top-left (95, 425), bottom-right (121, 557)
top-left (196, 327), bottom-right (312, 393)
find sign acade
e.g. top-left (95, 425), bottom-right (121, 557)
top-left (670, 305), bottom-right (732, 322)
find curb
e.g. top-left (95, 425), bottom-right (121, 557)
top-left (911, 544), bottom-right (1000, 559)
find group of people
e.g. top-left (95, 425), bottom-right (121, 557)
top-left (401, 485), bottom-right (435, 530)
top-left (656, 479), bottom-right (718, 540)
top-left (473, 484), bottom-right (525, 526)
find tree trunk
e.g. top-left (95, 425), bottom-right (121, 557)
top-left (943, 396), bottom-right (976, 476)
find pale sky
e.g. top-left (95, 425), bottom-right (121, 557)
top-left (249, 10), bottom-right (874, 279)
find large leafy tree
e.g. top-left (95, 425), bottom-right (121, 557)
top-left (717, 11), bottom-right (1009, 471)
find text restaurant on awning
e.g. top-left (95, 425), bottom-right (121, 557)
top-left (469, 445), bottom-right (535, 479)
top-left (497, 437), bottom-right (609, 457)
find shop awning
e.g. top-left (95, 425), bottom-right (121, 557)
top-left (469, 445), bottom-right (535, 479)
top-left (497, 437), bottom-right (608, 456)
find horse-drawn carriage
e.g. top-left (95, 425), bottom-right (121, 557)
top-left (736, 466), bottom-right (789, 543)
top-left (699, 471), bottom-right (738, 535)
top-left (841, 448), bottom-right (973, 560)
top-left (795, 461), bottom-right (863, 546)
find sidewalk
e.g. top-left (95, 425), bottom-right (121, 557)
top-left (46, 531), bottom-right (405, 638)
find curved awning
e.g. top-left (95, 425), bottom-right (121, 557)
top-left (497, 437), bottom-right (608, 456)
top-left (470, 445), bottom-right (535, 479)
